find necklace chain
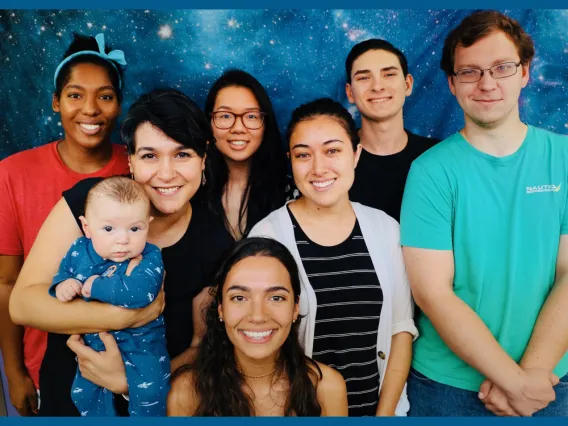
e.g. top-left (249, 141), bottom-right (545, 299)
top-left (240, 368), bottom-right (276, 379)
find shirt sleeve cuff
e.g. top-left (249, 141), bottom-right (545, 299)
top-left (392, 319), bottom-right (419, 342)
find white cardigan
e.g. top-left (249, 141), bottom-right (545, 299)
top-left (249, 201), bottom-right (418, 416)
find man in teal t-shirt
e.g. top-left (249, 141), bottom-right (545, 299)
top-left (401, 11), bottom-right (568, 417)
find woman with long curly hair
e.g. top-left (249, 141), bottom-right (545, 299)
top-left (167, 237), bottom-right (347, 416)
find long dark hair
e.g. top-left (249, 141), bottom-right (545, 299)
top-left (203, 70), bottom-right (289, 237)
top-left (173, 237), bottom-right (322, 416)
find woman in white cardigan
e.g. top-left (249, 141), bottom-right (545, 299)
top-left (249, 98), bottom-right (417, 416)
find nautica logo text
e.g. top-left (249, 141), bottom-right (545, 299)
top-left (526, 184), bottom-right (561, 194)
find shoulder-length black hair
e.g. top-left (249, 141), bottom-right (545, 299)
top-left (203, 70), bottom-right (289, 237)
top-left (172, 237), bottom-right (322, 416)
top-left (121, 88), bottom-right (211, 158)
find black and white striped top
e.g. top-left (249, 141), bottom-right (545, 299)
top-left (287, 207), bottom-right (383, 416)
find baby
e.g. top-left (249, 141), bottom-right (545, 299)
top-left (49, 176), bottom-right (169, 416)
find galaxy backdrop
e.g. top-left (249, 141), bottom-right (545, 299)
top-left (1, 9), bottom-right (568, 159)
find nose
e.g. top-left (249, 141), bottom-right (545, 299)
top-left (311, 152), bottom-right (327, 176)
top-left (81, 94), bottom-right (101, 116)
top-left (478, 70), bottom-right (498, 91)
top-left (249, 298), bottom-right (268, 323)
top-left (230, 115), bottom-right (247, 133)
top-left (117, 229), bottom-right (130, 244)
top-left (371, 76), bottom-right (384, 92)
top-left (156, 157), bottom-right (175, 181)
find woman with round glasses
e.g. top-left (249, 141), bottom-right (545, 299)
top-left (203, 69), bottom-right (293, 242)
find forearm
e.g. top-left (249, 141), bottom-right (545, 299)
top-left (10, 283), bottom-right (135, 334)
top-left (520, 276), bottom-right (568, 371)
top-left (0, 285), bottom-right (26, 375)
top-left (170, 347), bottom-right (198, 373)
top-left (376, 332), bottom-right (412, 416)
top-left (419, 291), bottom-right (523, 393)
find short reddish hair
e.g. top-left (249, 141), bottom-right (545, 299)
top-left (440, 10), bottom-right (535, 76)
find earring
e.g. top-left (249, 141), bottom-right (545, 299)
top-left (219, 316), bottom-right (223, 322)
top-left (130, 172), bottom-right (134, 180)
top-left (293, 318), bottom-right (297, 323)
top-left (201, 170), bottom-right (207, 186)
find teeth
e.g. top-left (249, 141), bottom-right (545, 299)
top-left (156, 187), bottom-right (181, 194)
top-left (230, 141), bottom-right (246, 146)
top-left (369, 98), bottom-right (389, 103)
top-left (243, 330), bottom-right (273, 339)
top-left (80, 123), bottom-right (101, 130)
top-left (312, 179), bottom-right (334, 188)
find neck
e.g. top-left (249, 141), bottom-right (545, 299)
top-left (148, 202), bottom-right (192, 239)
top-left (235, 349), bottom-right (278, 380)
top-left (226, 158), bottom-right (251, 188)
top-left (294, 194), bottom-right (353, 221)
top-left (57, 138), bottom-right (114, 174)
top-left (462, 108), bottom-right (527, 157)
top-left (359, 111), bottom-right (407, 155)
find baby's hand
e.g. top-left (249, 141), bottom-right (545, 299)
top-left (82, 275), bottom-right (100, 298)
top-left (126, 255), bottom-right (143, 276)
top-left (55, 279), bottom-right (82, 302)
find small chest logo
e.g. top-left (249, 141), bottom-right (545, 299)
top-left (526, 183), bottom-right (561, 194)
top-left (102, 265), bottom-right (117, 277)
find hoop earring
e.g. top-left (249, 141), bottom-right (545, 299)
top-left (201, 170), bottom-right (207, 186)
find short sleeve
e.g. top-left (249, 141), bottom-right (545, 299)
top-left (63, 177), bottom-right (104, 231)
top-left (0, 166), bottom-right (23, 255)
top-left (400, 162), bottom-right (453, 250)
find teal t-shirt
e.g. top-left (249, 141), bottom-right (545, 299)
top-left (400, 125), bottom-right (568, 391)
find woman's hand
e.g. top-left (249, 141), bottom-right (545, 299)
top-left (67, 333), bottom-right (128, 394)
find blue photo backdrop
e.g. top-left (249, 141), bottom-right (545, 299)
top-left (1, 9), bottom-right (567, 159)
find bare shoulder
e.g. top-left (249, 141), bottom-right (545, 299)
top-left (313, 361), bottom-right (348, 416)
top-left (167, 370), bottom-right (200, 416)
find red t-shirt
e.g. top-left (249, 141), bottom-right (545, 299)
top-left (0, 141), bottom-right (130, 389)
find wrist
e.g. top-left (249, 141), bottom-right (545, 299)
top-left (503, 368), bottom-right (528, 397)
top-left (5, 365), bottom-right (27, 381)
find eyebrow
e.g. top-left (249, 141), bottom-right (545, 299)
top-left (215, 106), bottom-right (260, 111)
top-left (291, 139), bottom-right (345, 150)
top-left (353, 66), bottom-right (400, 77)
top-left (135, 145), bottom-right (189, 154)
top-left (64, 84), bottom-right (116, 92)
top-left (226, 285), bottom-right (291, 294)
top-left (457, 59), bottom-right (517, 69)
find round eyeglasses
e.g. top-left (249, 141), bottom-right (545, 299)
top-left (211, 111), bottom-right (266, 130)
top-left (453, 62), bottom-right (522, 83)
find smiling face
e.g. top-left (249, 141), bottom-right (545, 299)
top-left (52, 62), bottom-right (120, 150)
top-left (448, 30), bottom-right (529, 129)
top-left (290, 115), bottom-right (361, 209)
top-left (218, 255), bottom-right (299, 364)
top-left (129, 122), bottom-right (206, 215)
top-left (346, 49), bottom-right (413, 123)
top-left (80, 195), bottom-right (150, 262)
top-left (211, 86), bottom-right (264, 164)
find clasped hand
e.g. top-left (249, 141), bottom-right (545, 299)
top-left (479, 368), bottom-right (559, 416)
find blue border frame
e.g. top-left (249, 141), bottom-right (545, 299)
top-left (1, 3), bottom-right (566, 423)
top-left (1, 0), bottom-right (567, 9)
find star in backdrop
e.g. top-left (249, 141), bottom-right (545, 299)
top-left (1, 9), bottom-right (567, 159)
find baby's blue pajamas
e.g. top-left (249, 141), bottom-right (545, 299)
top-left (50, 237), bottom-right (170, 416)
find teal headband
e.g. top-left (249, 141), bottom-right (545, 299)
top-left (53, 33), bottom-right (127, 89)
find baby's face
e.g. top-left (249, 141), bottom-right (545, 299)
top-left (82, 195), bottom-right (151, 263)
